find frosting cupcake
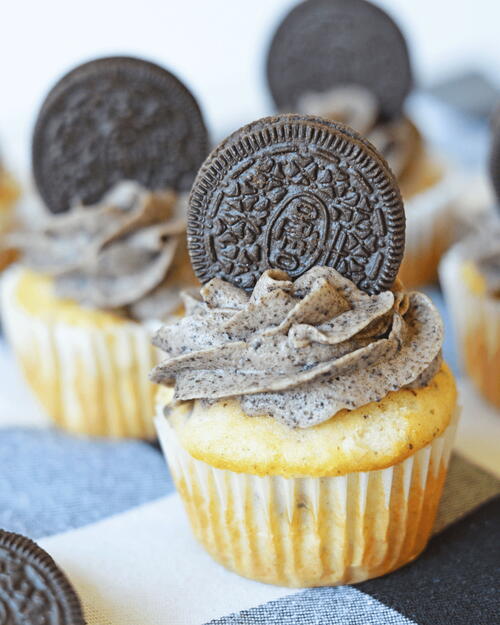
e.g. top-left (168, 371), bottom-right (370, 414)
top-left (440, 119), bottom-right (500, 409)
top-left (153, 115), bottom-right (458, 587)
top-left (0, 153), bottom-right (20, 271)
top-left (265, 0), bottom-right (457, 288)
top-left (2, 56), bottom-right (209, 438)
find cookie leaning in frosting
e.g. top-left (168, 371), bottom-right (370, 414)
top-left (266, 0), bottom-right (457, 287)
top-left (1, 56), bottom-right (208, 439)
top-left (152, 115), bottom-right (458, 587)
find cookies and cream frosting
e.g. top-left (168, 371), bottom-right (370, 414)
top-left (297, 85), bottom-right (421, 179)
top-left (151, 266), bottom-right (443, 428)
top-left (10, 182), bottom-right (190, 320)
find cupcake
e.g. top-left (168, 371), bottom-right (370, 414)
top-left (2, 56), bottom-right (209, 438)
top-left (152, 115), bottom-right (458, 587)
top-left (0, 152), bottom-right (20, 271)
top-left (265, 0), bottom-right (457, 287)
top-left (440, 228), bottom-right (500, 408)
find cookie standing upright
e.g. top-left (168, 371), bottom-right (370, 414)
top-left (32, 56), bottom-right (209, 213)
top-left (439, 117), bottom-right (500, 409)
top-left (265, 0), bottom-right (459, 288)
top-left (0, 149), bottom-right (20, 271)
top-left (2, 56), bottom-right (208, 439)
top-left (188, 115), bottom-right (405, 295)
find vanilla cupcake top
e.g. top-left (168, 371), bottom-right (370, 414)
top-left (11, 182), bottom-right (191, 319)
top-left (151, 115), bottom-right (444, 428)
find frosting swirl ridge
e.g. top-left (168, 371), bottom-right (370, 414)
top-left (11, 182), bottom-right (193, 319)
top-left (151, 266), bottom-right (443, 428)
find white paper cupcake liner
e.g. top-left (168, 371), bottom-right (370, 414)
top-left (1, 266), bottom-right (159, 438)
top-left (440, 243), bottom-right (500, 407)
top-left (155, 406), bottom-right (459, 587)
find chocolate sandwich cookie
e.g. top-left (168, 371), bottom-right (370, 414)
top-left (266, 0), bottom-right (412, 121)
top-left (0, 530), bottom-right (85, 625)
top-left (188, 114), bottom-right (405, 294)
top-left (33, 56), bottom-right (209, 214)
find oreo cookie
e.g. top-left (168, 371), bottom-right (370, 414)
top-left (33, 56), bottom-right (209, 214)
top-left (188, 114), bottom-right (405, 295)
top-left (0, 529), bottom-right (85, 624)
top-left (266, 0), bottom-right (412, 120)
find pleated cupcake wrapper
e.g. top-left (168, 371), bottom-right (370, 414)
top-left (155, 408), bottom-right (459, 587)
top-left (440, 247), bottom-right (500, 407)
top-left (1, 267), bottom-right (159, 438)
top-left (399, 162), bottom-right (459, 287)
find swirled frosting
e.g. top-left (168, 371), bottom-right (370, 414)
top-left (297, 85), bottom-right (422, 179)
top-left (151, 266), bottom-right (443, 428)
top-left (11, 182), bottom-right (195, 320)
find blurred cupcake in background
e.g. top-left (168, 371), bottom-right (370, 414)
top-left (0, 150), bottom-right (20, 271)
top-left (448, 105), bottom-right (500, 240)
top-left (154, 115), bottom-right (458, 587)
top-left (440, 123), bottom-right (500, 408)
top-left (1, 56), bottom-right (209, 438)
top-left (266, 0), bottom-right (458, 287)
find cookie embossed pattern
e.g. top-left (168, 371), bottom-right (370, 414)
top-left (188, 115), bottom-right (405, 294)
top-left (266, 0), bottom-right (412, 119)
top-left (155, 113), bottom-right (457, 588)
top-left (0, 530), bottom-right (85, 625)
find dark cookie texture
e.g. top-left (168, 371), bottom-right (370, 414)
top-left (0, 530), bottom-right (85, 624)
top-left (188, 115), bottom-right (405, 294)
top-left (267, 0), bottom-right (412, 120)
top-left (33, 56), bottom-right (209, 213)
